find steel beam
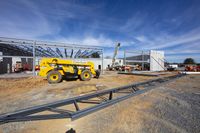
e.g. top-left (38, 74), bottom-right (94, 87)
top-left (47, 47), bottom-right (59, 57)
top-left (70, 49), bottom-right (74, 58)
top-left (0, 74), bottom-right (185, 124)
top-left (0, 37), bottom-right (103, 50)
top-left (74, 49), bottom-right (81, 58)
top-left (64, 48), bottom-right (68, 58)
top-left (56, 48), bottom-right (63, 58)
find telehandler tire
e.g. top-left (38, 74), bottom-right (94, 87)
top-left (80, 70), bottom-right (92, 81)
top-left (95, 70), bottom-right (100, 79)
top-left (47, 71), bottom-right (62, 83)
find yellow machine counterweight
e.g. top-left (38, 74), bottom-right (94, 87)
top-left (39, 58), bottom-right (100, 83)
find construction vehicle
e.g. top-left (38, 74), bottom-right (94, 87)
top-left (14, 61), bottom-right (23, 72)
top-left (39, 58), bottom-right (100, 83)
top-left (14, 61), bottom-right (32, 72)
top-left (107, 43), bottom-right (141, 71)
top-left (108, 43), bottom-right (121, 70)
top-left (185, 65), bottom-right (200, 71)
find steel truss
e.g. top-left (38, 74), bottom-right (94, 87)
top-left (0, 37), bottom-right (104, 74)
top-left (0, 37), bottom-right (103, 58)
top-left (124, 50), bottom-right (150, 70)
top-left (0, 74), bottom-right (185, 124)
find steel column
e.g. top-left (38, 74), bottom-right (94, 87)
top-left (32, 41), bottom-right (36, 76)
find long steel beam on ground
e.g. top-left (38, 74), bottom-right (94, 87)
top-left (0, 74), bottom-right (185, 124)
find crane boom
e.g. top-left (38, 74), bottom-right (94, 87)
top-left (112, 43), bottom-right (120, 67)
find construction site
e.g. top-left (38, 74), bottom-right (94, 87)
top-left (0, 36), bottom-right (199, 133)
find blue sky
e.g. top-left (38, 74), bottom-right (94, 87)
top-left (0, 0), bottom-right (200, 62)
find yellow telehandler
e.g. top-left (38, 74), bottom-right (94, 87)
top-left (38, 58), bottom-right (100, 83)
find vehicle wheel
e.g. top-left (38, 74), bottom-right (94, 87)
top-left (95, 70), bottom-right (100, 79)
top-left (80, 70), bottom-right (92, 81)
top-left (47, 71), bottom-right (62, 83)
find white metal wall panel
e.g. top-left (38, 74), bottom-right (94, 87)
top-left (150, 50), bottom-right (164, 71)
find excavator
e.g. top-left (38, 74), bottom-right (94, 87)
top-left (39, 58), bottom-right (100, 83)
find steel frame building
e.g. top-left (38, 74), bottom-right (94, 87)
top-left (0, 37), bottom-right (104, 75)
top-left (124, 50), bottom-right (165, 71)
top-left (124, 50), bottom-right (150, 70)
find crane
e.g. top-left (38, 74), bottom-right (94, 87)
top-left (111, 43), bottom-right (121, 67)
top-left (107, 43), bottom-right (121, 70)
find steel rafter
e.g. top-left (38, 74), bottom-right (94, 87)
top-left (83, 50), bottom-right (96, 58)
top-left (64, 48), bottom-right (68, 58)
top-left (0, 37), bottom-right (103, 51)
top-left (74, 49), bottom-right (81, 58)
top-left (47, 47), bottom-right (59, 57)
top-left (0, 37), bottom-right (103, 58)
top-left (0, 44), bottom-right (32, 56)
top-left (37, 46), bottom-right (53, 57)
top-left (70, 49), bottom-right (74, 58)
top-left (17, 45), bottom-right (33, 54)
top-left (78, 50), bottom-right (88, 58)
top-left (56, 48), bottom-right (63, 58)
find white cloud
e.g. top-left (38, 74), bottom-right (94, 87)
top-left (166, 50), bottom-right (200, 54)
top-left (0, 0), bottom-right (103, 39)
top-left (135, 35), bottom-right (153, 44)
top-left (0, 0), bottom-right (61, 39)
top-left (148, 27), bottom-right (200, 49)
top-left (135, 36), bottom-right (146, 42)
top-left (166, 54), bottom-right (200, 63)
top-left (120, 12), bottom-right (148, 32)
top-left (82, 36), bottom-right (114, 47)
top-left (49, 34), bottom-right (135, 48)
top-left (49, 35), bottom-right (117, 47)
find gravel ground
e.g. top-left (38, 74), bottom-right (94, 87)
top-left (1, 72), bottom-right (199, 133)
top-left (73, 75), bottom-right (200, 133)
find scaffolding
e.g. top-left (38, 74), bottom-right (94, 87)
top-left (0, 37), bottom-right (104, 75)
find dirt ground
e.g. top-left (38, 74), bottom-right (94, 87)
top-left (0, 71), bottom-right (199, 133)
top-left (0, 71), bottom-right (157, 113)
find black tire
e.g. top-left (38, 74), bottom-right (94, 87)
top-left (95, 70), bottom-right (100, 79)
top-left (80, 70), bottom-right (92, 81)
top-left (47, 71), bottom-right (62, 84)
